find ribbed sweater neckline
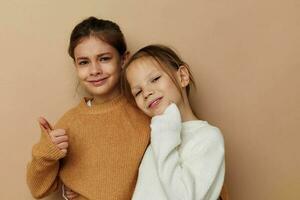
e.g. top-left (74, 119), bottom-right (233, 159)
top-left (76, 95), bottom-right (127, 114)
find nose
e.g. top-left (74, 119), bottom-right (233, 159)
top-left (142, 88), bottom-right (154, 100)
top-left (89, 62), bottom-right (102, 76)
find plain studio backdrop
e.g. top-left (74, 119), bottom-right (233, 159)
top-left (0, 0), bottom-right (299, 199)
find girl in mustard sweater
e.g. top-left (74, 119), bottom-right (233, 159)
top-left (122, 44), bottom-right (225, 200)
top-left (26, 17), bottom-right (150, 200)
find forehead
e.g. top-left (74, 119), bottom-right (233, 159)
top-left (74, 36), bottom-right (117, 57)
top-left (126, 57), bottom-right (170, 89)
top-left (127, 57), bottom-right (164, 75)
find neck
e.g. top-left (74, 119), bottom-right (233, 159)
top-left (178, 94), bottom-right (198, 122)
top-left (93, 88), bottom-right (121, 104)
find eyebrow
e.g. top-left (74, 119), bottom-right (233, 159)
top-left (76, 52), bottom-right (112, 61)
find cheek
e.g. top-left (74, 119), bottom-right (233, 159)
top-left (160, 79), bottom-right (177, 94)
top-left (135, 98), bottom-right (147, 112)
top-left (166, 83), bottom-right (182, 101)
top-left (76, 69), bottom-right (86, 81)
top-left (135, 98), bottom-right (143, 108)
top-left (108, 64), bottom-right (121, 76)
top-left (111, 59), bottom-right (121, 71)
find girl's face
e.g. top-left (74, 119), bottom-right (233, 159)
top-left (126, 58), bottom-right (183, 117)
top-left (74, 36), bottom-right (122, 100)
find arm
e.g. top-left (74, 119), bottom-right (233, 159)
top-left (26, 117), bottom-right (68, 198)
top-left (150, 104), bottom-right (225, 200)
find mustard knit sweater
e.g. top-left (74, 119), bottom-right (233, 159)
top-left (27, 95), bottom-right (150, 200)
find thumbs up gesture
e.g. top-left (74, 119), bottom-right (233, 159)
top-left (38, 117), bottom-right (69, 154)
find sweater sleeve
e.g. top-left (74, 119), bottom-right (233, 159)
top-left (26, 113), bottom-right (70, 199)
top-left (150, 104), bottom-right (225, 200)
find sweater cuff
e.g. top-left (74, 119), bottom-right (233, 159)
top-left (32, 129), bottom-right (66, 161)
top-left (150, 103), bottom-right (181, 133)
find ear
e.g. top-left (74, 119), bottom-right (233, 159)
top-left (176, 65), bottom-right (190, 87)
top-left (121, 51), bottom-right (130, 69)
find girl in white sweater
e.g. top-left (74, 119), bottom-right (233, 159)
top-left (122, 44), bottom-right (225, 200)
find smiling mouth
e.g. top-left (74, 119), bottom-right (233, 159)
top-left (148, 97), bottom-right (163, 109)
top-left (88, 77), bottom-right (108, 86)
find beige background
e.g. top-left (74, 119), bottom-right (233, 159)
top-left (0, 0), bottom-right (299, 199)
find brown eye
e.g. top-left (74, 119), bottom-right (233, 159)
top-left (99, 57), bottom-right (111, 62)
top-left (78, 60), bottom-right (89, 66)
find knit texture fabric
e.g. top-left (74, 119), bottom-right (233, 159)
top-left (132, 104), bottom-right (225, 200)
top-left (27, 95), bottom-right (150, 200)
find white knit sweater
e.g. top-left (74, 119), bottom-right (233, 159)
top-left (132, 104), bottom-right (225, 200)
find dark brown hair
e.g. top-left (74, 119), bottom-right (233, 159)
top-left (122, 44), bottom-right (196, 101)
top-left (68, 16), bottom-right (127, 59)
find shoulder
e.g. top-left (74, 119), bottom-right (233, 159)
top-left (197, 123), bottom-right (224, 154)
top-left (53, 101), bottom-right (82, 129)
top-left (124, 100), bottom-right (150, 122)
top-left (183, 121), bottom-right (224, 149)
top-left (122, 100), bottom-right (151, 130)
top-left (198, 123), bottom-right (224, 143)
top-left (182, 121), bottom-right (225, 159)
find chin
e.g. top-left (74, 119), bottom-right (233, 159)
top-left (85, 87), bottom-right (108, 96)
top-left (148, 113), bottom-right (155, 117)
top-left (141, 110), bottom-right (152, 117)
top-left (147, 110), bottom-right (162, 117)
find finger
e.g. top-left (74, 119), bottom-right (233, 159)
top-left (38, 117), bottom-right (53, 130)
top-left (52, 135), bottom-right (68, 144)
top-left (49, 130), bottom-right (67, 143)
top-left (67, 195), bottom-right (78, 200)
top-left (67, 194), bottom-right (79, 199)
top-left (65, 190), bottom-right (77, 195)
top-left (57, 142), bottom-right (69, 150)
top-left (50, 129), bottom-right (66, 137)
top-left (64, 188), bottom-right (79, 200)
top-left (69, 193), bottom-right (79, 197)
top-left (65, 190), bottom-right (73, 194)
top-left (65, 190), bottom-right (79, 199)
top-left (60, 148), bottom-right (67, 154)
top-left (38, 117), bottom-right (53, 133)
top-left (65, 194), bottom-right (73, 199)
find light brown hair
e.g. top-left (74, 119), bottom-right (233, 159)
top-left (122, 44), bottom-right (196, 101)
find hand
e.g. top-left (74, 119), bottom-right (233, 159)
top-left (162, 101), bottom-right (174, 114)
top-left (62, 185), bottom-right (79, 200)
top-left (155, 100), bottom-right (173, 116)
top-left (150, 103), bottom-right (182, 132)
top-left (38, 117), bottom-right (69, 154)
top-left (156, 101), bottom-right (177, 116)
